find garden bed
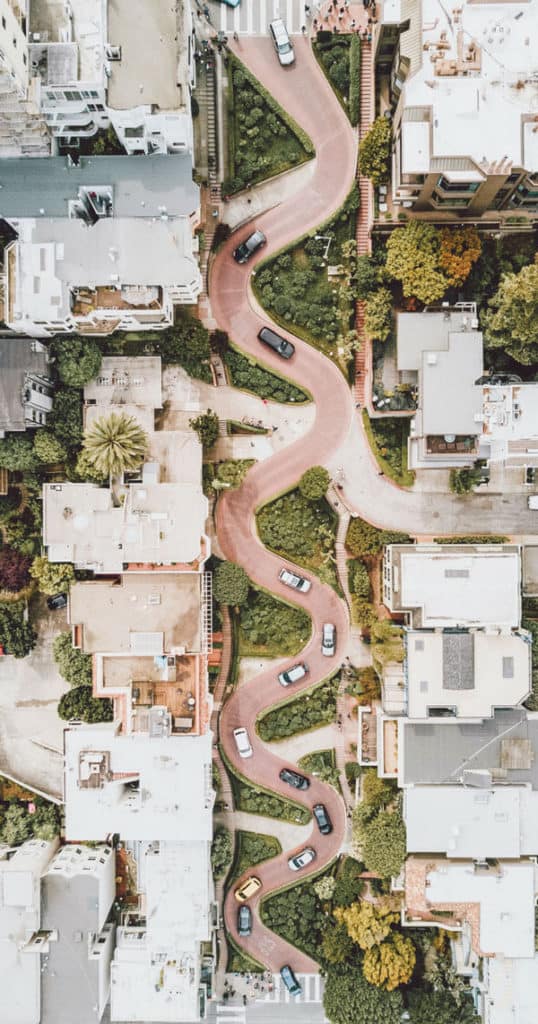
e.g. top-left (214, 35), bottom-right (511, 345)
top-left (312, 32), bottom-right (360, 124)
top-left (251, 188), bottom-right (359, 375)
top-left (225, 347), bottom-right (309, 404)
top-left (256, 674), bottom-right (339, 742)
top-left (297, 748), bottom-right (340, 790)
top-left (260, 861), bottom-right (338, 961)
top-left (226, 936), bottom-right (265, 974)
top-left (256, 488), bottom-right (338, 590)
top-left (223, 751), bottom-right (311, 825)
top-left (229, 830), bottom-right (282, 886)
top-left (362, 412), bottom-right (415, 488)
top-left (224, 54), bottom-right (314, 196)
top-left (238, 588), bottom-right (311, 658)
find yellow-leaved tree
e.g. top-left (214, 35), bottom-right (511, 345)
top-left (363, 931), bottom-right (416, 991)
top-left (334, 899), bottom-right (400, 950)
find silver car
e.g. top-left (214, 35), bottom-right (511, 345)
top-left (321, 623), bottom-right (336, 657)
top-left (278, 662), bottom-right (309, 687)
top-left (288, 847), bottom-right (316, 871)
top-left (279, 568), bottom-right (311, 593)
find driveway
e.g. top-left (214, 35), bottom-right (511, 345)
top-left (0, 595), bottom-right (68, 800)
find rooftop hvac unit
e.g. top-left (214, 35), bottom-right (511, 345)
top-left (426, 353), bottom-right (438, 365)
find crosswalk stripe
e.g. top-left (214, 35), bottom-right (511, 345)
top-left (216, 1005), bottom-right (246, 1023)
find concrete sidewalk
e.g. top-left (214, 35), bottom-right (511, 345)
top-left (222, 161), bottom-right (317, 230)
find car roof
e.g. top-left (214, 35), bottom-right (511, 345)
top-left (270, 18), bottom-right (288, 36)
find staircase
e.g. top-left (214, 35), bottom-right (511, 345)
top-left (355, 41), bottom-right (375, 404)
top-left (196, 58), bottom-right (221, 293)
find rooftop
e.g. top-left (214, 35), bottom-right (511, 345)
top-left (401, 708), bottom-right (538, 788)
top-left (405, 629), bottom-right (531, 719)
top-left (29, 0), bottom-right (105, 84)
top-left (111, 840), bottom-right (211, 1023)
top-left (395, 0), bottom-right (538, 173)
top-left (404, 785), bottom-right (538, 859)
top-left (64, 725), bottom-right (214, 841)
top-left (480, 383), bottom-right (538, 463)
top-left (107, 0), bottom-right (183, 111)
top-left (84, 356), bottom-right (162, 410)
top-left (68, 573), bottom-right (203, 655)
top-left (523, 545), bottom-right (538, 597)
top-left (0, 336), bottom-right (51, 434)
top-left (385, 543), bottom-right (521, 629)
top-left (486, 954), bottom-right (538, 1024)
top-left (0, 155), bottom-right (199, 219)
top-left (43, 466), bottom-right (208, 572)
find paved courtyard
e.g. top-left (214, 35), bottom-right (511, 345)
top-left (0, 595), bottom-right (68, 800)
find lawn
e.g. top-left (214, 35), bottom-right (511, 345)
top-left (257, 674), bottom-right (339, 742)
top-left (251, 188), bottom-right (359, 375)
top-left (229, 830), bottom-right (282, 886)
top-left (238, 588), bottom-right (311, 659)
top-left (256, 489), bottom-right (338, 590)
top-left (224, 55), bottom-right (314, 196)
top-left (362, 412), bottom-right (415, 488)
top-left (225, 347), bottom-right (309, 404)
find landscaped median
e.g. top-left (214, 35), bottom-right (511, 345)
top-left (256, 481), bottom-right (339, 591)
top-left (256, 674), bottom-right (339, 742)
top-left (219, 746), bottom-right (311, 826)
top-left (237, 587), bottom-right (312, 659)
top-left (361, 411), bottom-right (415, 488)
top-left (312, 32), bottom-right (360, 125)
top-left (224, 344), bottom-right (310, 404)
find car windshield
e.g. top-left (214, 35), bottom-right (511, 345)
top-left (278, 41), bottom-right (291, 53)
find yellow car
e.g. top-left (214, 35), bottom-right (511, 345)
top-left (234, 876), bottom-right (262, 903)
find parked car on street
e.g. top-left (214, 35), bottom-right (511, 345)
top-left (321, 623), bottom-right (336, 656)
top-left (313, 803), bottom-right (333, 835)
top-left (280, 965), bottom-right (302, 995)
top-left (234, 876), bottom-right (261, 903)
top-left (288, 847), bottom-right (316, 871)
top-left (279, 767), bottom-right (309, 790)
top-left (258, 326), bottom-right (295, 359)
top-left (233, 229), bottom-right (266, 263)
top-left (278, 662), bottom-right (308, 687)
top-left (278, 567), bottom-right (311, 593)
top-left (233, 727), bottom-right (253, 759)
top-left (238, 905), bottom-right (252, 936)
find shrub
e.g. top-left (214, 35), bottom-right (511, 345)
top-left (333, 856), bottom-right (366, 907)
top-left (353, 665), bottom-right (381, 704)
top-left (482, 259), bottom-right (538, 366)
top-left (52, 631), bottom-right (93, 687)
top-left (321, 921), bottom-right (356, 964)
top-left (346, 517), bottom-right (411, 556)
top-left (189, 410), bottom-right (220, 450)
top-left (0, 803), bottom-right (33, 844)
top-left (49, 388), bottom-right (83, 451)
top-left (213, 561), bottom-right (250, 606)
top-left (358, 117), bottom-right (392, 185)
top-left (225, 348), bottom-right (307, 403)
top-left (261, 873), bottom-right (331, 959)
top-left (351, 597), bottom-right (376, 630)
top-left (156, 311), bottom-right (212, 380)
top-left (51, 336), bottom-right (102, 387)
top-left (0, 435), bottom-right (38, 471)
top-left (211, 826), bottom-right (233, 878)
top-left (257, 676), bottom-right (339, 741)
top-left (58, 686), bottom-right (113, 723)
top-left (363, 931), bottom-right (416, 990)
top-left (434, 535), bottom-right (508, 544)
top-left (33, 431), bottom-right (68, 465)
top-left (362, 769), bottom-right (397, 810)
top-left (0, 601), bottom-right (36, 657)
top-left (298, 465), bottom-right (330, 501)
top-left (257, 490), bottom-right (336, 578)
top-left (353, 809), bottom-right (406, 877)
top-left (364, 288), bottom-right (393, 342)
top-left (449, 466), bottom-right (483, 495)
top-left (355, 255), bottom-right (379, 299)
top-left (349, 559), bottom-right (370, 599)
top-left (230, 772), bottom-right (310, 824)
top-left (0, 546), bottom-right (32, 593)
top-left (233, 830), bottom-right (281, 880)
top-left (323, 964), bottom-right (404, 1024)
top-left (348, 35), bottom-right (360, 125)
top-left (30, 556), bottom-right (75, 596)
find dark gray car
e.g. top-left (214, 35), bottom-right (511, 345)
top-left (233, 229), bottom-right (266, 264)
top-left (258, 326), bottom-right (295, 359)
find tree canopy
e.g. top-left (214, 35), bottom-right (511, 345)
top-left (362, 931), bottom-right (416, 990)
top-left (353, 809), bottom-right (407, 877)
top-left (53, 631), bottom-right (93, 687)
top-left (298, 466), bottom-right (330, 501)
top-left (323, 965), bottom-right (403, 1024)
top-left (385, 223), bottom-right (482, 304)
top-left (48, 387), bottom-right (83, 450)
top-left (0, 546), bottom-right (32, 593)
top-left (58, 685), bottom-right (113, 723)
top-left (30, 556), bottom-right (75, 596)
top-left (52, 336), bottom-right (102, 387)
top-left (82, 412), bottom-right (148, 477)
top-left (0, 601), bottom-right (36, 657)
top-left (358, 117), bottom-right (392, 186)
top-left (32, 431), bottom-right (68, 465)
top-left (189, 410), bottom-right (220, 450)
top-left (406, 988), bottom-right (480, 1024)
top-left (334, 898), bottom-right (399, 950)
top-left (213, 561), bottom-right (250, 606)
top-left (482, 258), bottom-right (538, 365)
top-left (364, 288), bottom-right (393, 342)
top-left (0, 435), bottom-right (38, 471)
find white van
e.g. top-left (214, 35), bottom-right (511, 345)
top-left (233, 727), bottom-right (253, 759)
top-left (269, 19), bottom-right (295, 66)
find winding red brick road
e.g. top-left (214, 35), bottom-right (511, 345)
top-left (210, 37), bottom-right (357, 972)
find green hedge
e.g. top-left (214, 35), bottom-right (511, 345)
top-left (229, 830), bottom-right (282, 885)
top-left (222, 749), bottom-right (311, 824)
top-left (346, 516), bottom-right (411, 556)
top-left (348, 35), bottom-right (360, 126)
top-left (225, 346), bottom-right (309, 404)
top-left (433, 535), bottom-right (508, 544)
top-left (362, 411), bottom-right (415, 488)
top-left (257, 674), bottom-right (339, 741)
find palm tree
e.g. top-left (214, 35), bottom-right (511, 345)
top-left (82, 412), bottom-right (148, 478)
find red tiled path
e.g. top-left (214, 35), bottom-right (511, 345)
top-left (210, 37), bottom-right (357, 973)
top-left (355, 40), bottom-right (375, 404)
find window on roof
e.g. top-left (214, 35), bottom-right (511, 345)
top-left (502, 657), bottom-right (514, 679)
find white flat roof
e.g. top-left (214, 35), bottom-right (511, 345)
top-left (404, 785), bottom-right (538, 859)
top-left (400, 0), bottom-right (538, 171)
top-left (426, 861), bottom-right (535, 958)
top-left (399, 548), bottom-right (521, 629)
top-left (421, 332), bottom-right (483, 436)
top-left (84, 356), bottom-right (163, 410)
top-left (64, 726), bottom-right (214, 842)
top-left (487, 955), bottom-right (538, 1024)
top-left (406, 630), bottom-right (531, 719)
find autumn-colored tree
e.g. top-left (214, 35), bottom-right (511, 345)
top-left (356, 665), bottom-right (381, 704)
top-left (385, 221), bottom-right (447, 304)
top-left (30, 556), bottom-right (75, 596)
top-left (358, 117), bottom-right (392, 185)
top-left (439, 227), bottom-right (481, 288)
top-left (334, 898), bottom-right (399, 950)
top-left (364, 288), bottom-right (393, 342)
top-left (362, 931), bottom-right (416, 990)
top-left (0, 546), bottom-right (32, 593)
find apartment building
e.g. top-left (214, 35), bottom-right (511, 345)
top-left (2, 154), bottom-right (201, 335)
top-left (374, 0), bottom-right (538, 219)
top-left (0, 838), bottom-right (115, 1024)
top-left (0, 0), bottom-right (50, 156)
top-left (0, 336), bottom-right (53, 436)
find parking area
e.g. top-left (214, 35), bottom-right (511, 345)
top-left (0, 595), bottom-right (68, 800)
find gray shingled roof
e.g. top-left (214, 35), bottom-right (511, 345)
top-left (0, 154), bottom-right (198, 219)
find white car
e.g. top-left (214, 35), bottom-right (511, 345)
top-left (288, 847), bottom-right (316, 871)
top-left (278, 663), bottom-right (309, 687)
top-left (321, 623), bottom-right (336, 657)
top-left (269, 18), bottom-right (295, 66)
top-left (233, 727), bottom-right (253, 759)
top-left (279, 568), bottom-right (311, 593)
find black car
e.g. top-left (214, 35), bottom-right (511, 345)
top-left (313, 803), bottom-right (333, 835)
top-left (238, 905), bottom-right (252, 937)
top-left (233, 229), bottom-right (266, 264)
top-left (47, 593), bottom-right (68, 611)
top-left (258, 327), bottom-right (295, 360)
top-left (279, 767), bottom-right (309, 791)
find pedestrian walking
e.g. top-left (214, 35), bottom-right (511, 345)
top-left (233, 31), bottom-right (238, 41)
top-left (301, 23), bottom-right (306, 33)
top-left (333, 23), bottom-right (338, 31)
top-left (313, 17), bottom-right (318, 28)
top-left (378, 470), bottom-right (384, 476)
top-left (338, 10), bottom-right (344, 19)
top-left (351, 17), bottom-right (356, 28)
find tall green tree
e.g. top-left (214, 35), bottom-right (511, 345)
top-left (0, 546), bottom-right (32, 593)
top-left (0, 803), bottom-right (33, 845)
top-left (385, 221), bottom-right (448, 304)
top-left (0, 435), bottom-right (38, 471)
top-left (213, 561), bottom-right (250, 605)
top-left (358, 117), bottom-right (392, 185)
top-left (0, 602), bottom-right (36, 657)
top-left (323, 965), bottom-right (403, 1024)
top-left (189, 410), bottom-right (220, 450)
top-left (30, 556), bottom-right (75, 596)
top-left (52, 631), bottom-right (93, 686)
top-left (33, 431), bottom-right (68, 465)
top-left (58, 686), bottom-right (113, 723)
top-left (407, 989), bottom-right (480, 1024)
top-left (298, 466), bottom-right (330, 501)
top-left (482, 259), bottom-right (538, 365)
top-left (364, 288), bottom-right (393, 342)
top-left (49, 388), bottom-right (83, 450)
top-left (52, 336), bottom-right (102, 387)
top-left (353, 809), bottom-right (407, 878)
top-left (82, 412), bottom-right (148, 477)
